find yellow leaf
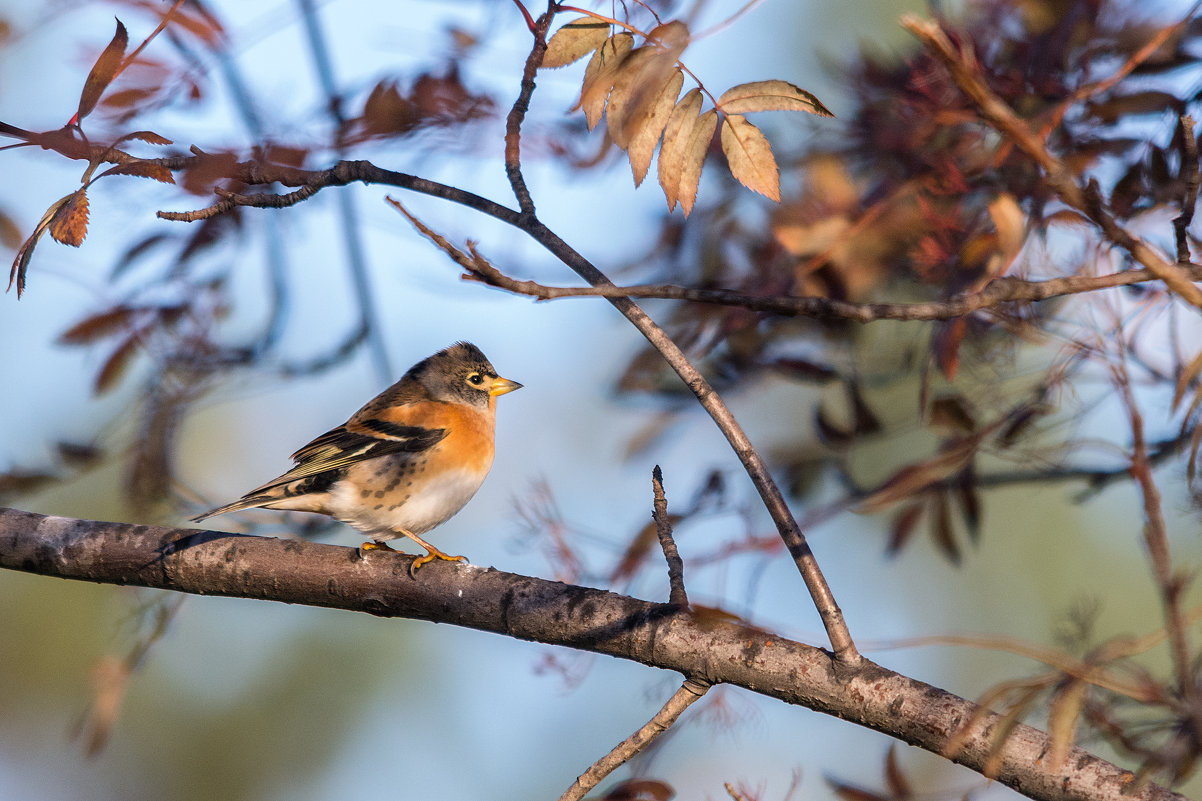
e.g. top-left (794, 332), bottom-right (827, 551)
top-left (677, 109), bottom-right (717, 216)
top-left (988, 192), bottom-right (1026, 263)
top-left (657, 88), bottom-right (703, 212)
top-left (720, 114), bottom-right (780, 201)
top-left (542, 17), bottom-right (610, 69)
top-left (607, 48), bottom-right (682, 149)
top-left (49, 190), bottom-right (90, 248)
top-left (718, 79), bottom-right (833, 117)
top-left (578, 33), bottom-right (633, 130)
top-left (627, 68), bottom-right (683, 186)
top-left (605, 47), bottom-right (658, 148)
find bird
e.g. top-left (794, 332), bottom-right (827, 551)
top-left (191, 342), bottom-right (522, 574)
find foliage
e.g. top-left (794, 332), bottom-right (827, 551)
top-left (1, 0), bottom-right (1202, 798)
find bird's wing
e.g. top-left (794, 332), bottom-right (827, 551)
top-left (244, 417), bottom-right (447, 493)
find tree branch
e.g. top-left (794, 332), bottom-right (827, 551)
top-left (0, 506), bottom-right (1188, 801)
top-left (456, 249), bottom-right (1202, 321)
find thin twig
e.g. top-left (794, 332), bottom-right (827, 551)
top-left (556, 678), bottom-right (710, 801)
top-left (458, 250), bottom-right (1202, 321)
top-left (652, 465), bottom-right (687, 608)
top-left (903, 16), bottom-right (1202, 310)
top-left (1175, 115), bottom-right (1198, 264)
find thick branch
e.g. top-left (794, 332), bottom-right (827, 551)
top-left (0, 506), bottom-right (1187, 801)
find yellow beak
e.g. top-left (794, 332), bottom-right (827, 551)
top-left (489, 376), bottom-right (523, 397)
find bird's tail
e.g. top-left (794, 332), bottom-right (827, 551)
top-left (190, 495), bottom-right (276, 523)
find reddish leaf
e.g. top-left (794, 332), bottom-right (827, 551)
top-left (932, 317), bottom-right (967, 380)
top-left (887, 503), bottom-right (925, 556)
top-left (94, 334), bottom-right (141, 395)
top-left (55, 441), bottom-right (103, 467)
top-left (848, 383), bottom-right (882, 435)
top-left (883, 745), bottom-right (912, 800)
top-left (104, 161), bottom-right (175, 184)
top-left (59, 306), bottom-right (139, 345)
top-left (815, 406), bottom-right (854, 446)
top-left (827, 778), bottom-right (889, 801)
top-left (953, 466), bottom-right (981, 544)
top-left (0, 470), bottom-right (59, 499)
top-left (930, 492), bottom-right (960, 564)
top-left (0, 207), bottom-right (21, 249)
top-left (180, 151), bottom-right (239, 196)
top-left (601, 778), bottom-right (675, 801)
top-left (929, 394), bottom-right (976, 433)
top-left (121, 130), bottom-right (173, 146)
top-left (1173, 349), bottom-right (1202, 410)
top-left (48, 190), bottom-right (90, 247)
top-left (76, 19), bottom-right (129, 123)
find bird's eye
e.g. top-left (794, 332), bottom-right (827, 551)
top-left (466, 372), bottom-right (485, 386)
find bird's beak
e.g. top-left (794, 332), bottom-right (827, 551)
top-left (489, 376), bottom-right (523, 397)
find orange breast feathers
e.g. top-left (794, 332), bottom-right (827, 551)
top-left (364, 397), bottom-right (497, 475)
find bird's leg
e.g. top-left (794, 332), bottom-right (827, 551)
top-left (358, 539), bottom-right (395, 557)
top-left (403, 530), bottom-right (466, 576)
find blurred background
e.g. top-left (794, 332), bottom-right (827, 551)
top-left (2, 0), bottom-right (1201, 799)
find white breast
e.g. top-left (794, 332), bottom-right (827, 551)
top-left (328, 467), bottom-right (488, 538)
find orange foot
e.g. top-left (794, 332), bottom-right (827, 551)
top-left (360, 532), bottom-right (465, 577)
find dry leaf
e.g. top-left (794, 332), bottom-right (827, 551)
top-left (48, 190), bottom-right (90, 247)
top-left (95, 334), bottom-right (141, 395)
top-left (77, 19), bottom-right (129, 123)
top-left (1046, 679), bottom-right (1087, 770)
top-left (542, 17), bottom-right (610, 69)
top-left (578, 33), bottom-right (634, 130)
top-left (1172, 348), bottom-right (1202, 410)
top-left (883, 745), bottom-right (912, 799)
top-left (988, 192), bottom-right (1025, 262)
top-left (718, 79), bottom-right (832, 116)
top-left (887, 503), bottom-right (924, 555)
top-left (121, 130), bottom-right (173, 146)
top-left (720, 114), bottom-right (780, 201)
top-left (627, 68), bottom-right (683, 186)
top-left (605, 47), bottom-right (661, 148)
top-left (856, 437), bottom-right (979, 514)
top-left (677, 109), bottom-right (717, 216)
top-left (8, 195), bottom-right (71, 296)
top-left (59, 306), bottom-right (138, 345)
top-left (104, 161), bottom-right (176, 184)
top-left (657, 88), bottom-right (703, 212)
top-left (0, 207), bottom-right (21, 249)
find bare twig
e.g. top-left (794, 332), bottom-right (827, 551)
top-left (457, 249), bottom-right (1202, 321)
top-left (1108, 336), bottom-right (1199, 734)
top-left (903, 16), bottom-right (1202, 310)
top-left (557, 678), bottom-right (710, 801)
top-left (652, 465), bottom-right (687, 608)
top-left (1175, 115), bottom-right (1199, 264)
top-left (497, 29), bottom-right (859, 663)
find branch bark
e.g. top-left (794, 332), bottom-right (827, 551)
top-left (0, 506), bottom-right (1187, 801)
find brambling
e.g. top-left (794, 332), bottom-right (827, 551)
top-left (192, 342), bottom-right (522, 574)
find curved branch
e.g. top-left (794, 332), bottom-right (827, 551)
top-left (0, 506), bottom-right (1186, 801)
